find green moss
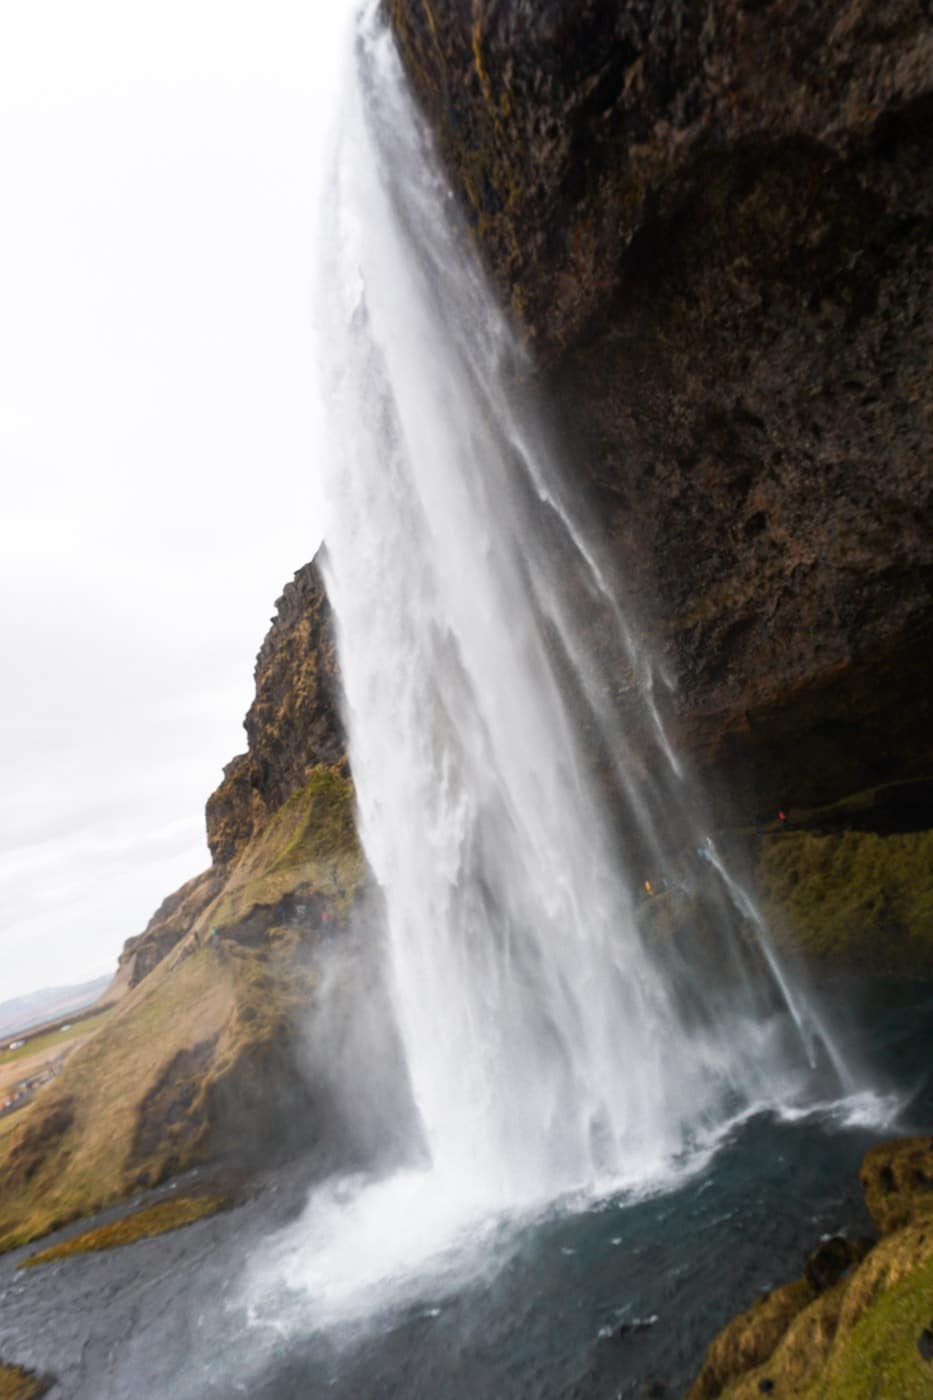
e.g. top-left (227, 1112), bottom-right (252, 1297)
top-left (20, 1194), bottom-right (229, 1267)
top-left (0, 764), bottom-right (363, 1255)
top-left (860, 1137), bottom-right (933, 1235)
top-left (212, 765), bottom-right (364, 931)
top-left (0, 1364), bottom-right (48, 1399)
top-left (802, 1255), bottom-right (933, 1399)
top-left (689, 1279), bottom-right (817, 1399)
top-left (692, 1142), bottom-right (933, 1400)
top-left (698, 1228), bottom-right (933, 1399)
top-left (756, 829), bottom-right (933, 969)
top-left (0, 1013), bottom-right (111, 1069)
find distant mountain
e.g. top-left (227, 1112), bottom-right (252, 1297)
top-left (0, 975), bottom-right (112, 1040)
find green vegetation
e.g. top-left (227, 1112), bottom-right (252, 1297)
top-left (804, 1255), bottom-right (933, 1398)
top-left (690, 1138), bottom-right (933, 1398)
top-left (0, 948), bottom-right (231, 1253)
top-left (212, 763), bottom-right (363, 931)
top-left (0, 1012), bottom-right (111, 1069)
top-left (0, 763), bottom-right (362, 1255)
top-left (0, 1364), bottom-right (48, 1399)
top-left (21, 1194), bottom-right (229, 1268)
top-left (705, 1226), bottom-right (933, 1399)
top-left (756, 829), bottom-right (933, 968)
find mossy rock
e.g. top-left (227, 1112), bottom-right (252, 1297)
top-left (860, 1137), bottom-right (933, 1235)
top-left (755, 829), bottom-right (933, 971)
top-left (0, 764), bottom-right (366, 1253)
top-left (210, 763), bottom-right (364, 933)
top-left (690, 1136), bottom-right (933, 1398)
top-left (805, 1253), bottom-right (933, 1399)
top-left (688, 1277), bottom-right (818, 1399)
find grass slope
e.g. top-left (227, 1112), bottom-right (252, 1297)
top-left (0, 1013), bottom-right (112, 1070)
top-left (21, 1194), bottom-right (229, 1268)
top-left (0, 764), bottom-right (363, 1254)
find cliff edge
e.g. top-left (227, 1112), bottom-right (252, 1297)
top-left (0, 558), bottom-right (411, 1253)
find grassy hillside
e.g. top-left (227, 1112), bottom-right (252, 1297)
top-left (0, 763), bottom-right (364, 1253)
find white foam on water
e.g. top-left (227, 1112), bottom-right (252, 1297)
top-left (774, 1088), bottom-right (905, 1131)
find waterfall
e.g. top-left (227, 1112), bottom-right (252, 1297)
top-left (307, 5), bottom-right (849, 1244)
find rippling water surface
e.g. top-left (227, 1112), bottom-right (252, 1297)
top-left (1, 977), bottom-right (927, 1399)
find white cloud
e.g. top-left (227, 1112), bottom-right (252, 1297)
top-left (0, 0), bottom-right (356, 998)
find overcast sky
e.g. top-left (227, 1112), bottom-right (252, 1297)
top-left (0, 0), bottom-right (355, 1000)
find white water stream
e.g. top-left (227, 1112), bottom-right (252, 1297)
top-left (251, 6), bottom-right (863, 1328)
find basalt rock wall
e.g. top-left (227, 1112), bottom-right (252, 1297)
top-left (387, 0), bottom-right (933, 819)
top-left (205, 557), bottom-right (345, 866)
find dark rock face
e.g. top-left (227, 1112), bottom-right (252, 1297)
top-left (388, 0), bottom-right (933, 815)
top-left (116, 870), bottom-right (224, 990)
top-left (114, 555), bottom-right (347, 990)
top-left (206, 556), bottom-right (345, 865)
top-left (803, 1235), bottom-right (867, 1292)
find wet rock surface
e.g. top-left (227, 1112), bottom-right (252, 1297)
top-left (387, 0), bottom-right (933, 818)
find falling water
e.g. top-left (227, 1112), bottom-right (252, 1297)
top-left (298, 4), bottom-right (855, 1288)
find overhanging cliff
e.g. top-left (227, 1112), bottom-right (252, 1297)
top-left (387, 0), bottom-right (933, 818)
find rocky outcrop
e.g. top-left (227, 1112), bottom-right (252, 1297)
top-left (387, 0), bottom-right (933, 818)
top-left (0, 561), bottom-right (390, 1254)
top-left (0, 762), bottom-right (407, 1253)
top-left (387, 9), bottom-right (933, 1391)
top-left (206, 557), bottom-right (345, 866)
top-left (689, 1136), bottom-right (933, 1397)
top-left (755, 825), bottom-right (933, 970)
top-left (103, 556), bottom-right (346, 997)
